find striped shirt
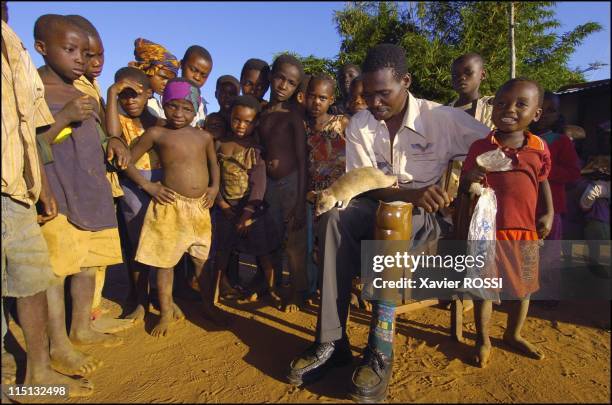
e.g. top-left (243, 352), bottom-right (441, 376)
top-left (1, 21), bottom-right (55, 206)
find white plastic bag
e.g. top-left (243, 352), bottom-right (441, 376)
top-left (464, 187), bottom-right (499, 300)
top-left (476, 149), bottom-right (513, 172)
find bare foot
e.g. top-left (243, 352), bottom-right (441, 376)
top-left (503, 334), bottom-right (545, 360)
top-left (474, 343), bottom-right (492, 368)
top-left (451, 333), bottom-right (466, 344)
top-left (151, 303), bottom-right (184, 337)
top-left (70, 328), bottom-right (123, 348)
top-left (264, 289), bottom-right (282, 309)
top-left (1, 351), bottom-right (17, 385)
top-left (237, 291), bottom-right (259, 304)
top-left (124, 304), bottom-right (146, 321)
top-left (92, 317), bottom-right (135, 334)
top-left (50, 346), bottom-right (102, 376)
top-left (26, 368), bottom-right (94, 398)
top-left (172, 302), bottom-right (185, 321)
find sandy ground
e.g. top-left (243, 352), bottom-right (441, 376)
top-left (4, 261), bottom-right (611, 404)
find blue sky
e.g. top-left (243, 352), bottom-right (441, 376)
top-left (6, 1), bottom-right (610, 112)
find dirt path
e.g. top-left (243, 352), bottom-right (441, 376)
top-left (5, 266), bottom-right (610, 404)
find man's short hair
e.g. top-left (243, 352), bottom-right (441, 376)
top-left (182, 45), bottom-right (212, 64)
top-left (271, 53), bottom-right (305, 82)
top-left (362, 44), bottom-right (408, 81)
top-left (240, 58), bottom-right (270, 80)
top-left (496, 77), bottom-right (544, 106)
top-left (114, 66), bottom-right (151, 90)
top-left (231, 95), bottom-right (261, 114)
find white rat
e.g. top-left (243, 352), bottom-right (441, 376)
top-left (307, 167), bottom-right (411, 216)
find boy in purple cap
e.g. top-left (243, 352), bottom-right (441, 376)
top-left (120, 78), bottom-right (224, 334)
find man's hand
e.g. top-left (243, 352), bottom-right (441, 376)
top-left (413, 185), bottom-right (452, 213)
top-left (202, 187), bottom-right (218, 209)
top-left (143, 182), bottom-right (176, 204)
top-left (37, 185), bottom-right (58, 224)
top-left (60, 95), bottom-right (96, 123)
top-left (537, 212), bottom-right (554, 240)
top-left (106, 137), bottom-right (130, 170)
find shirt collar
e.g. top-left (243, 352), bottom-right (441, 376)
top-left (400, 91), bottom-right (428, 138)
top-left (490, 130), bottom-right (544, 151)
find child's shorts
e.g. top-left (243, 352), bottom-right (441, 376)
top-left (1, 196), bottom-right (61, 297)
top-left (40, 213), bottom-right (123, 277)
top-left (135, 192), bottom-right (211, 269)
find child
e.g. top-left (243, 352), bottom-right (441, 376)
top-left (180, 45), bottom-right (213, 128)
top-left (303, 74), bottom-right (349, 302)
top-left (203, 75), bottom-right (240, 141)
top-left (2, 8), bottom-right (92, 396)
top-left (34, 14), bottom-right (127, 373)
top-left (130, 37), bottom-right (180, 119)
top-left (240, 58), bottom-right (270, 109)
top-left (580, 155), bottom-right (611, 278)
top-left (330, 63), bottom-right (361, 115)
top-left (66, 15), bottom-right (130, 333)
top-left (214, 95), bottom-right (281, 306)
top-left (530, 91), bottom-right (581, 299)
top-left (106, 66), bottom-right (163, 321)
top-left (347, 76), bottom-right (367, 115)
top-left (449, 53), bottom-right (494, 128)
top-left (121, 78), bottom-right (222, 334)
top-left (258, 54), bottom-right (307, 313)
top-left (293, 74), bottom-right (311, 118)
top-left (460, 78), bottom-right (554, 368)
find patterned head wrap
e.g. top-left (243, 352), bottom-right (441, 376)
top-left (132, 38), bottom-right (180, 76)
top-left (163, 79), bottom-right (201, 112)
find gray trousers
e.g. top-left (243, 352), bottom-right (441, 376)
top-left (315, 197), bottom-right (442, 343)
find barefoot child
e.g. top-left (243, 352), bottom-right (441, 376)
top-left (34, 14), bottom-right (128, 374)
top-left (460, 78), bottom-right (554, 368)
top-left (2, 7), bottom-right (92, 396)
top-left (130, 37), bottom-right (180, 119)
top-left (303, 74), bottom-right (348, 301)
top-left (258, 54), bottom-right (308, 312)
top-left (214, 95), bottom-right (281, 305)
top-left (106, 67), bottom-right (163, 321)
top-left (203, 75), bottom-right (240, 141)
top-left (122, 78), bottom-right (222, 335)
top-left (66, 15), bottom-right (130, 333)
top-left (180, 45), bottom-right (213, 128)
top-left (240, 58), bottom-right (270, 109)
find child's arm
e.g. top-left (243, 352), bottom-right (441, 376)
top-left (122, 127), bottom-right (175, 204)
top-left (36, 153), bottom-right (58, 225)
top-left (37, 94), bottom-right (96, 145)
top-left (203, 132), bottom-right (220, 209)
top-left (536, 179), bottom-right (554, 239)
top-left (291, 112), bottom-right (307, 230)
top-left (236, 151), bottom-right (267, 236)
top-left (105, 79), bottom-right (144, 139)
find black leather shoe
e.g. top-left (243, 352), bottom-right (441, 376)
top-left (287, 338), bottom-right (353, 386)
top-left (349, 346), bottom-right (393, 403)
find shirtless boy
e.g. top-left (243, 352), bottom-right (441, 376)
top-left (121, 78), bottom-right (223, 335)
top-left (257, 54), bottom-right (307, 312)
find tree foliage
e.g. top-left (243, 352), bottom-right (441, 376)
top-left (332, 1), bottom-right (603, 103)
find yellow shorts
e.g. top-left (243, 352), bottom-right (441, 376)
top-left (135, 192), bottom-right (212, 269)
top-left (40, 214), bottom-right (123, 277)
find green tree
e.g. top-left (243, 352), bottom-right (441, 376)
top-left (334, 1), bottom-right (603, 103)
